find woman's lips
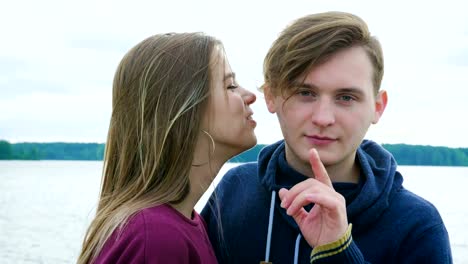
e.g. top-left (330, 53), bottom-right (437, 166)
top-left (247, 115), bottom-right (256, 127)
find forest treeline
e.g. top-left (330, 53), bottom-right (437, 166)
top-left (1, 140), bottom-right (468, 166)
top-left (0, 141), bottom-right (104, 161)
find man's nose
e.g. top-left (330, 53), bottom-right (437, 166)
top-left (311, 99), bottom-right (335, 127)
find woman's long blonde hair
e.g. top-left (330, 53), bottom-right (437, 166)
top-left (78, 32), bottom-right (221, 263)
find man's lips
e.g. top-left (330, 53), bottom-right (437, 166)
top-left (309, 135), bottom-right (335, 140)
top-left (305, 135), bottom-right (337, 146)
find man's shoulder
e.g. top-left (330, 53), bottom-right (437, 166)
top-left (392, 187), bottom-right (443, 223)
top-left (216, 162), bottom-right (261, 195)
top-left (221, 162), bottom-right (259, 181)
top-left (387, 188), bottom-right (450, 256)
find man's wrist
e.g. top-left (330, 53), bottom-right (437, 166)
top-left (310, 224), bottom-right (353, 263)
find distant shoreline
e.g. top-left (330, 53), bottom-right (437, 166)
top-left (1, 140), bottom-right (468, 166)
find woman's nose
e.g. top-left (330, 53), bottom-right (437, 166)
top-left (243, 89), bottom-right (256, 105)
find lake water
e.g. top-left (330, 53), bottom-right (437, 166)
top-left (0, 161), bottom-right (467, 263)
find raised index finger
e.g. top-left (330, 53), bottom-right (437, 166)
top-left (310, 148), bottom-right (333, 188)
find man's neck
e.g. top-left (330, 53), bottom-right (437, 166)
top-left (325, 159), bottom-right (360, 183)
top-left (285, 148), bottom-right (360, 183)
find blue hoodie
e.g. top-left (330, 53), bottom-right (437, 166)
top-left (201, 140), bottom-right (452, 263)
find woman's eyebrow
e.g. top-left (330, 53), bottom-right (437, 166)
top-left (223, 72), bottom-right (236, 81)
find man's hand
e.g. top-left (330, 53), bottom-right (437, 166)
top-left (278, 148), bottom-right (348, 247)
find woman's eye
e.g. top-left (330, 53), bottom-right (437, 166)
top-left (227, 84), bottom-right (239, 90)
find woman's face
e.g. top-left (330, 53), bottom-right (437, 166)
top-left (203, 49), bottom-right (257, 159)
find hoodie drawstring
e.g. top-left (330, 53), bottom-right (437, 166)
top-left (264, 190), bottom-right (302, 264)
top-left (264, 190), bottom-right (276, 263)
top-left (294, 234), bottom-right (302, 264)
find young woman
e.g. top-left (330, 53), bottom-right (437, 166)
top-left (77, 32), bottom-right (257, 263)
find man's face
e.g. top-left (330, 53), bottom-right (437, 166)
top-left (265, 46), bottom-right (387, 176)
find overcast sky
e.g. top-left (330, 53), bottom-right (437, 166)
top-left (1, 0), bottom-right (467, 147)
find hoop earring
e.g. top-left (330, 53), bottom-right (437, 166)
top-left (192, 130), bottom-right (216, 167)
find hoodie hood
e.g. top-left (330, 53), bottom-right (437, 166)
top-left (258, 139), bottom-right (403, 234)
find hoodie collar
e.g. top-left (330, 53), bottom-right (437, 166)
top-left (258, 139), bottom-right (403, 234)
top-left (258, 140), bottom-right (301, 232)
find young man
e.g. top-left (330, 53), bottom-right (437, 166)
top-left (202, 11), bottom-right (452, 264)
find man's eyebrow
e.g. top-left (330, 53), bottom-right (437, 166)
top-left (292, 82), bottom-right (365, 95)
top-left (291, 82), bottom-right (317, 89)
top-left (336, 87), bottom-right (365, 96)
top-left (224, 72), bottom-right (236, 81)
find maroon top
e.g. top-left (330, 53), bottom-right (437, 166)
top-left (94, 204), bottom-right (218, 264)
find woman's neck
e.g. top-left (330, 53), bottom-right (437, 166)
top-left (171, 161), bottom-right (223, 219)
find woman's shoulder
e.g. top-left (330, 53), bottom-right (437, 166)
top-left (125, 204), bottom-right (199, 247)
top-left (135, 204), bottom-right (201, 231)
top-left (97, 205), bottom-right (195, 263)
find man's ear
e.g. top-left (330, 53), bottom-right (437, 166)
top-left (372, 90), bottom-right (388, 124)
top-left (263, 85), bottom-right (277, 114)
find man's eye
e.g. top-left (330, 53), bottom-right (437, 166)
top-left (338, 95), bottom-right (354, 101)
top-left (298, 90), bottom-right (313, 96)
